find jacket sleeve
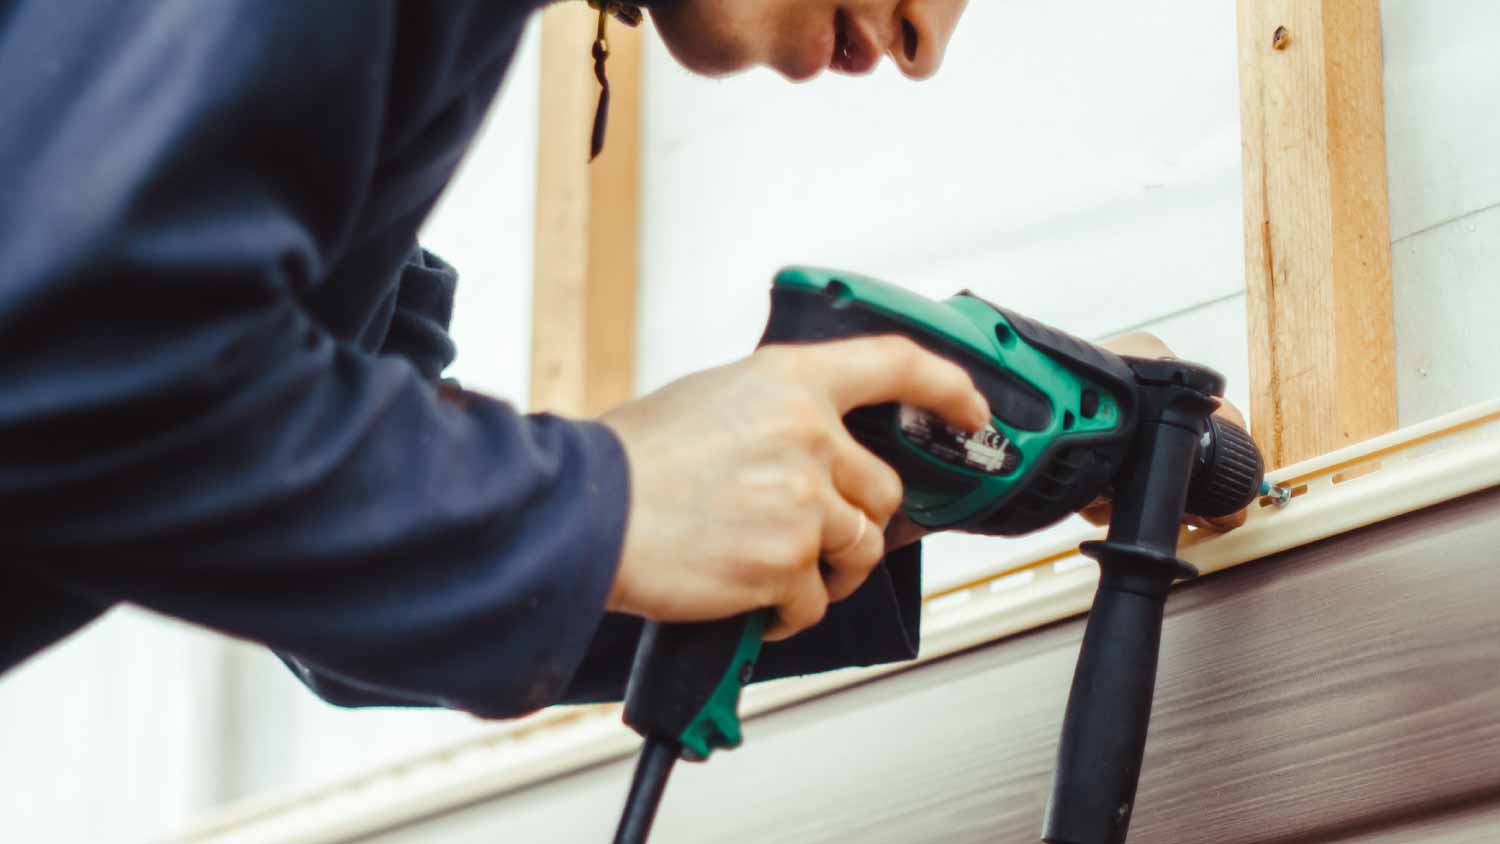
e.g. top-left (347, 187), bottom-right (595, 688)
top-left (269, 244), bottom-right (461, 710)
top-left (279, 243), bottom-right (927, 710)
top-left (378, 248), bottom-right (461, 381)
top-left (0, 2), bottom-right (626, 719)
top-left (281, 542), bottom-right (923, 710)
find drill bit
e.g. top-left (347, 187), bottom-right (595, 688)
top-left (1260, 481), bottom-right (1293, 507)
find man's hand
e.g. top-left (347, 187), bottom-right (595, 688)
top-left (1076, 332), bottom-right (1250, 532)
top-left (601, 337), bottom-right (989, 641)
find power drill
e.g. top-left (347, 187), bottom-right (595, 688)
top-left (612, 267), bottom-right (1264, 844)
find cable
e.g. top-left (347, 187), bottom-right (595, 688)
top-left (612, 738), bottom-right (679, 844)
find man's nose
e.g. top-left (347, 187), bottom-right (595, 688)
top-left (887, 0), bottom-right (968, 80)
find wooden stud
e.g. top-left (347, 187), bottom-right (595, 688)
top-left (530, 3), bottom-right (642, 417)
top-left (1237, 0), bottom-right (1397, 468)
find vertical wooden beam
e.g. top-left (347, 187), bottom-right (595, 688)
top-left (530, 4), bottom-right (642, 417)
top-left (1237, 0), bottom-right (1397, 469)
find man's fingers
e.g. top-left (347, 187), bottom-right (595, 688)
top-left (1186, 509), bottom-right (1248, 532)
top-left (1099, 331), bottom-right (1176, 360)
top-left (765, 571), bottom-right (829, 642)
top-left (820, 436), bottom-right (899, 603)
top-left (1078, 496), bottom-right (1111, 527)
top-left (765, 497), bottom-right (875, 643)
top-left (820, 500), bottom-right (885, 603)
top-left (1213, 402), bottom-right (1248, 431)
top-left (804, 336), bottom-right (990, 431)
top-left (829, 433), bottom-right (904, 528)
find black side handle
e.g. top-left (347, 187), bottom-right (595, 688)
top-left (1041, 549), bottom-right (1191, 844)
top-left (1043, 359), bottom-right (1227, 844)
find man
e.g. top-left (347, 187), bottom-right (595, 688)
top-left (0, 0), bottom-right (1240, 720)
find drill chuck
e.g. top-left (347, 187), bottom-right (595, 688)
top-left (1186, 415), bottom-right (1264, 519)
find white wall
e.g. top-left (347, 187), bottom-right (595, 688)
top-left (1383, 0), bottom-right (1500, 425)
top-left (638, 0), bottom-right (1248, 590)
top-left (0, 609), bottom-right (228, 844)
top-left (0, 22), bottom-right (542, 844)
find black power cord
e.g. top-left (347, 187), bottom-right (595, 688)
top-left (612, 738), bottom-right (680, 844)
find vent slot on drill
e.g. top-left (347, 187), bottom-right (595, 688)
top-left (971, 446), bottom-right (1117, 536)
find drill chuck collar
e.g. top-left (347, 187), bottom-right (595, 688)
top-left (612, 270), bottom-right (1264, 844)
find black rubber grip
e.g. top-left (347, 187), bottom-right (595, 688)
top-left (1042, 564), bottom-right (1173, 844)
top-left (623, 616), bottom-right (753, 745)
top-left (613, 738), bottom-right (679, 844)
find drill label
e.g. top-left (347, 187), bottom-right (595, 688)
top-left (898, 406), bottom-right (1019, 475)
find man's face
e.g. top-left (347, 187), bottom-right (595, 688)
top-left (649, 0), bottom-right (970, 82)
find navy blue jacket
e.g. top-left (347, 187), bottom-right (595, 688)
top-left (0, 0), bottom-right (921, 719)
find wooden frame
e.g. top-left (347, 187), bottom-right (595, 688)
top-left (529, 3), bottom-right (643, 417)
top-left (1237, 0), bottom-right (1398, 468)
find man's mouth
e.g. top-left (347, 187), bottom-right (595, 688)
top-left (830, 9), bottom-right (880, 74)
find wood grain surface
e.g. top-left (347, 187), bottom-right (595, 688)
top-left (364, 487), bottom-right (1500, 844)
top-left (530, 3), bottom-right (641, 417)
top-left (1237, 0), bottom-right (1396, 468)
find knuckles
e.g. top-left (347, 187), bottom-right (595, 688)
top-left (779, 471), bottom-right (820, 510)
top-left (747, 526), bottom-right (821, 579)
top-left (784, 405), bottom-right (835, 452)
top-left (749, 344), bottom-right (803, 378)
top-left (872, 469), bottom-right (905, 520)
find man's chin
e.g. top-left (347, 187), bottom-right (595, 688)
top-left (648, 9), bottom-right (748, 78)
